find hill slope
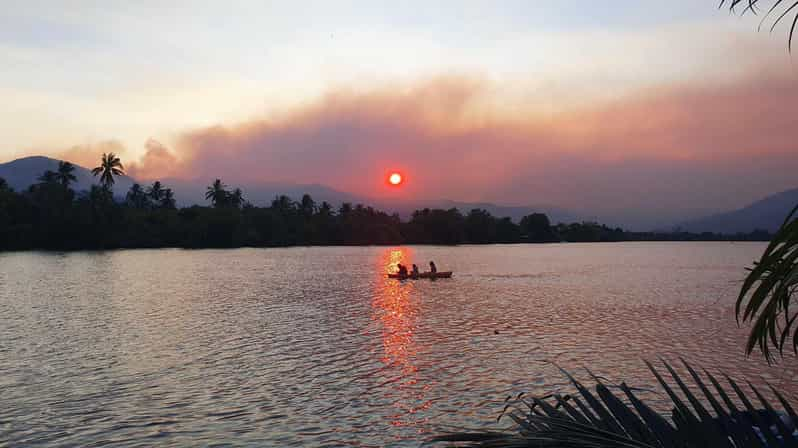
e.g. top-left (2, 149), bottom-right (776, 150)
top-left (679, 188), bottom-right (798, 234)
top-left (0, 156), bottom-right (136, 196)
top-left (0, 156), bottom-right (579, 222)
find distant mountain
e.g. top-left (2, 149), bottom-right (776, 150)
top-left (678, 188), bottom-right (798, 234)
top-left (0, 156), bottom-right (136, 197)
top-left (0, 155), bottom-right (580, 223)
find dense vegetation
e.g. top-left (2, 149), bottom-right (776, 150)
top-left (0, 167), bottom-right (771, 250)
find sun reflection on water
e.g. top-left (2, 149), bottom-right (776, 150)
top-left (372, 247), bottom-right (433, 429)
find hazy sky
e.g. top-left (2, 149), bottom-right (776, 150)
top-left (2, 1), bottom-right (798, 226)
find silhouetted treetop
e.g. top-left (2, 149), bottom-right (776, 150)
top-left (0, 180), bottom-right (772, 250)
top-left (91, 153), bottom-right (124, 188)
top-left (56, 161), bottom-right (77, 189)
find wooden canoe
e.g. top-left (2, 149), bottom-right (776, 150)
top-left (387, 271), bottom-right (453, 279)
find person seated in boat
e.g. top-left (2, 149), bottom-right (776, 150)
top-left (429, 261), bottom-right (437, 274)
top-left (411, 264), bottom-right (420, 278)
top-left (396, 263), bottom-right (408, 277)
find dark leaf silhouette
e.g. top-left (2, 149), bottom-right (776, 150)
top-left (91, 153), bottom-right (124, 188)
top-left (205, 179), bottom-right (229, 207)
top-left (738, 205), bottom-right (798, 360)
top-left (721, 0), bottom-right (798, 50)
top-left (432, 359), bottom-right (797, 447)
top-left (55, 161), bottom-right (77, 189)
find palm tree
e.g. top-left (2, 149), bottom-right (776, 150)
top-left (88, 184), bottom-right (113, 211)
top-left (272, 195), bottom-right (295, 213)
top-left (434, 360), bottom-right (797, 447)
top-left (301, 194), bottom-right (316, 217)
top-left (432, 5), bottom-right (798, 446)
top-left (205, 179), bottom-right (229, 207)
top-left (721, 1), bottom-right (798, 50)
top-left (319, 201), bottom-right (332, 215)
top-left (230, 188), bottom-right (244, 209)
top-left (55, 161), bottom-right (77, 190)
top-left (0, 177), bottom-right (9, 192)
top-left (738, 207), bottom-right (798, 360)
top-left (91, 153), bottom-right (124, 189)
top-left (147, 181), bottom-right (164, 203)
top-left (125, 183), bottom-right (149, 209)
top-left (711, 1), bottom-right (798, 359)
top-left (161, 188), bottom-right (176, 209)
top-left (34, 169), bottom-right (74, 205)
top-left (37, 170), bottom-right (58, 184)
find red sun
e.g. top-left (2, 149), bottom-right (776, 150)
top-left (388, 172), bottom-right (403, 186)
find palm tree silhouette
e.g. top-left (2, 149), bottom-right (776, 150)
top-left (272, 195), bottom-right (294, 213)
top-left (205, 179), bottom-right (229, 207)
top-left (161, 188), bottom-right (176, 209)
top-left (301, 194), bottom-right (316, 217)
top-left (91, 153), bottom-right (124, 189)
top-left (37, 170), bottom-right (58, 184)
top-left (125, 183), bottom-right (149, 209)
top-left (147, 181), bottom-right (164, 203)
top-left (55, 161), bottom-right (77, 190)
top-left (0, 177), bottom-right (9, 192)
top-left (715, 1), bottom-right (798, 359)
top-left (722, 1), bottom-right (798, 50)
top-left (230, 188), bottom-right (244, 209)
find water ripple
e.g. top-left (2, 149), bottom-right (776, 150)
top-left (0, 243), bottom-right (796, 446)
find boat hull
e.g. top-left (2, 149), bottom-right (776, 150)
top-left (387, 271), bottom-right (453, 279)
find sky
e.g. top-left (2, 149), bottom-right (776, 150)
top-left (2, 1), bottom-right (798, 228)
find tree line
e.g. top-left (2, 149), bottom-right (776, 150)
top-left (0, 153), bottom-right (772, 250)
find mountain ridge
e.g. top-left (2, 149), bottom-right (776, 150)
top-left (0, 156), bottom-right (582, 223)
top-left (0, 156), bottom-right (137, 196)
top-left (677, 187), bottom-right (798, 234)
top-left (2, 155), bottom-right (796, 232)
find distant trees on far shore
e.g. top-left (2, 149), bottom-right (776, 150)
top-left (0, 154), bottom-right (773, 251)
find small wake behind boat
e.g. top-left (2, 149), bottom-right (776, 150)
top-left (387, 271), bottom-right (453, 279)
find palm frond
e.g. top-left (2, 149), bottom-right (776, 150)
top-left (432, 359), bottom-right (797, 447)
top-left (737, 205), bottom-right (798, 360)
top-left (720, 1), bottom-right (798, 50)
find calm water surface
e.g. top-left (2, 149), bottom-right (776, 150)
top-left (1, 243), bottom-right (796, 446)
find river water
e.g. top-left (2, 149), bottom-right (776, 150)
top-left (1, 243), bottom-right (796, 446)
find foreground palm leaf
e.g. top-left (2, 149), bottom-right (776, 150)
top-left (738, 206), bottom-right (798, 360)
top-left (717, 2), bottom-right (798, 359)
top-left (721, 1), bottom-right (798, 50)
top-left (432, 359), bottom-right (797, 447)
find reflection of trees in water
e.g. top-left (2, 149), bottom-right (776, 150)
top-left (373, 247), bottom-right (434, 429)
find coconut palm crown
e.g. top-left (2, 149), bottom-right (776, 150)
top-left (161, 188), bottom-right (176, 209)
top-left (147, 181), bottom-right (164, 203)
top-left (91, 153), bottom-right (125, 188)
top-left (738, 206), bottom-right (798, 360)
top-left (205, 179), bottom-right (229, 207)
top-left (55, 161), bottom-right (77, 189)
